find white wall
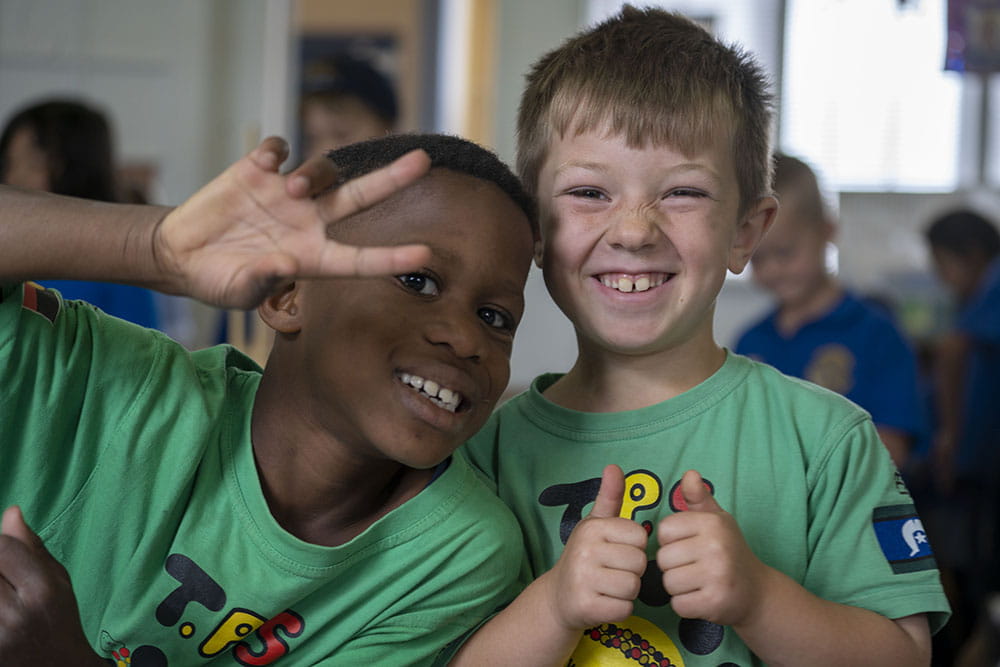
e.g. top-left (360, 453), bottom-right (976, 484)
top-left (0, 0), bottom-right (281, 206)
top-left (0, 0), bottom-right (288, 347)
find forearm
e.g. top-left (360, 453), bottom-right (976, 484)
top-left (450, 572), bottom-right (580, 667)
top-left (733, 566), bottom-right (930, 666)
top-left (0, 185), bottom-right (174, 291)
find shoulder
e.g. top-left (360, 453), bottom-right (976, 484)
top-left (429, 455), bottom-right (522, 546)
top-left (461, 383), bottom-right (540, 472)
top-left (734, 354), bottom-right (872, 431)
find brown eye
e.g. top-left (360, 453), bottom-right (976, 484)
top-left (397, 273), bottom-right (439, 296)
top-left (479, 307), bottom-right (514, 332)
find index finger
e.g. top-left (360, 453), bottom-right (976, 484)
top-left (314, 149), bottom-right (432, 223)
top-left (285, 152), bottom-right (340, 199)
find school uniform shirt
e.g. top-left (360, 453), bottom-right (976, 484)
top-left (954, 257), bottom-right (1000, 478)
top-left (0, 281), bottom-right (522, 666)
top-left (39, 278), bottom-right (160, 329)
top-left (735, 291), bottom-right (927, 441)
top-left (462, 352), bottom-right (950, 666)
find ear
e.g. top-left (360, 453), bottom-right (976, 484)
top-left (821, 218), bottom-right (837, 243)
top-left (728, 195), bottom-right (779, 275)
top-left (533, 239), bottom-right (545, 269)
top-left (257, 281), bottom-right (303, 334)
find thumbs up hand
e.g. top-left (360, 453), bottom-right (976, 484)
top-left (546, 465), bottom-right (650, 631)
top-left (656, 470), bottom-right (768, 626)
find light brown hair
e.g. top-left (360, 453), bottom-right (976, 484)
top-left (516, 5), bottom-right (774, 216)
top-left (772, 153), bottom-right (828, 224)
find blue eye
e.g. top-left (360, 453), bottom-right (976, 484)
top-left (479, 307), bottom-right (514, 332)
top-left (397, 273), bottom-right (439, 296)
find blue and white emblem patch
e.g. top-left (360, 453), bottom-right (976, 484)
top-left (872, 504), bottom-right (936, 574)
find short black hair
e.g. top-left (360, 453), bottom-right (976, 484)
top-left (326, 133), bottom-right (538, 238)
top-left (0, 99), bottom-right (116, 202)
top-left (925, 209), bottom-right (1000, 260)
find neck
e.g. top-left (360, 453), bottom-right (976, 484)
top-left (544, 332), bottom-right (726, 412)
top-left (250, 372), bottom-right (433, 547)
top-left (776, 278), bottom-right (843, 336)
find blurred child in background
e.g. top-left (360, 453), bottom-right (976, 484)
top-left (0, 98), bottom-right (160, 330)
top-left (736, 153), bottom-right (926, 468)
top-left (299, 52), bottom-right (398, 159)
top-left (923, 209), bottom-right (1000, 665)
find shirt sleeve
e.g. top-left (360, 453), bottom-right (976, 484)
top-left (803, 417), bottom-right (951, 633)
top-left (0, 282), bottom-right (162, 529)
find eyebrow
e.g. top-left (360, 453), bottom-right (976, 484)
top-left (428, 244), bottom-right (526, 302)
top-left (555, 160), bottom-right (609, 176)
top-left (555, 160), bottom-right (722, 182)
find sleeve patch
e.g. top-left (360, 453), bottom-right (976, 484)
top-left (872, 504), bottom-right (937, 574)
top-left (22, 282), bottom-right (61, 323)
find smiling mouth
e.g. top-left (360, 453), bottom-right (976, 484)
top-left (596, 272), bottom-right (673, 293)
top-left (399, 372), bottom-right (464, 413)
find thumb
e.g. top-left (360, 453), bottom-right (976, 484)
top-left (1, 505), bottom-right (41, 549)
top-left (588, 464), bottom-right (626, 519)
top-left (679, 470), bottom-right (722, 512)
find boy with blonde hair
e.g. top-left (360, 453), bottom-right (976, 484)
top-left (736, 153), bottom-right (926, 468)
top-left (452, 6), bottom-right (949, 666)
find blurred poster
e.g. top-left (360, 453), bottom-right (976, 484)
top-left (946, 0), bottom-right (1000, 71)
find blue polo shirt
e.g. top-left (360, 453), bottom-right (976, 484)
top-left (955, 258), bottom-right (1000, 477)
top-left (40, 280), bottom-right (159, 330)
top-left (736, 292), bottom-right (927, 442)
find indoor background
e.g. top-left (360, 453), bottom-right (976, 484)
top-left (0, 0), bottom-right (994, 394)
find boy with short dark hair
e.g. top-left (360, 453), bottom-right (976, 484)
top-left (452, 6), bottom-right (949, 665)
top-left (736, 153), bottom-right (927, 468)
top-left (0, 133), bottom-right (536, 665)
top-left (300, 53), bottom-right (399, 158)
top-left (924, 209), bottom-right (1000, 656)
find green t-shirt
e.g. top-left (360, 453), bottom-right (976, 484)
top-left (462, 352), bottom-right (950, 666)
top-left (0, 282), bottom-right (523, 665)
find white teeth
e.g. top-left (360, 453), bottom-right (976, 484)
top-left (399, 373), bottom-right (462, 413)
top-left (599, 273), bottom-right (667, 293)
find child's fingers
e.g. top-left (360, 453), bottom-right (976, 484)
top-left (315, 242), bottom-right (432, 280)
top-left (599, 540), bottom-right (649, 578)
top-left (656, 539), bottom-right (697, 574)
top-left (660, 562), bottom-right (701, 599)
top-left (314, 149), bottom-right (431, 223)
top-left (588, 464), bottom-right (627, 520)
top-left (593, 564), bottom-right (644, 601)
top-left (679, 469), bottom-right (723, 513)
top-left (0, 507), bottom-right (40, 550)
top-left (285, 154), bottom-right (341, 199)
top-left (249, 136), bottom-right (290, 172)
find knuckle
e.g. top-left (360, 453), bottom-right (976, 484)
top-left (345, 181), bottom-right (369, 211)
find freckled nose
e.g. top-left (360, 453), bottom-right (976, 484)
top-left (605, 207), bottom-right (660, 251)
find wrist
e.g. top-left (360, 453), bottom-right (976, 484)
top-left (145, 205), bottom-right (184, 295)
